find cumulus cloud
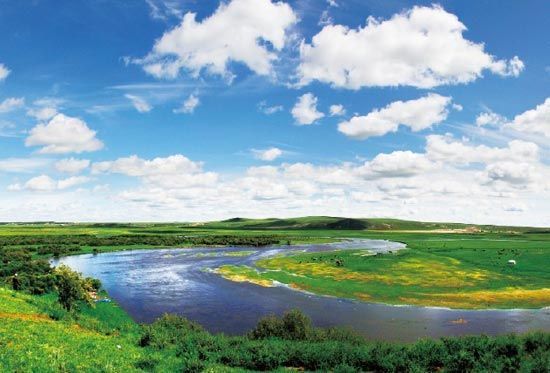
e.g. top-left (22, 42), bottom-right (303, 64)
top-left (55, 158), bottom-right (90, 174)
top-left (298, 5), bottom-right (523, 89)
top-left (8, 175), bottom-right (91, 192)
top-left (0, 97), bottom-right (25, 113)
top-left (92, 154), bottom-right (217, 189)
top-left (484, 162), bottom-right (536, 186)
top-left (291, 93), bottom-right (324, 125)
top-left (25, 114), bottom-right (104, 154)
top-left (0, 64), bottom-right (10, 81)
top-left (508, 98), bottom-right (550, 138)
top-left (329, 104), bottom-right (345, 116)
top-left (93, 154), bottom-right (201, 176)
top-left (174, 94), bottom-right (200, 114)
top-left (125, 94), bottom-right (152, 113)
top-left (13, 140), bottom-right (548, 225)
top-left (338, 94), bottom-right (452, 139)
top-left (359, 151), bottom-right (436, 178)
top-left (136, 0), bottom-right (297, 80)
top-left (252, 147), bottom-right (283, 161)
top-left (426, 135), bottom-right (539, 165)
top-left (476, 110), bottom-right (507, 126)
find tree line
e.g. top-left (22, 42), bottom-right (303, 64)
top-left (0, 234), bottom-right (285, 250)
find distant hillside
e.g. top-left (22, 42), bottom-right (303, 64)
top-left (199, 216), bottom-right (531, 231)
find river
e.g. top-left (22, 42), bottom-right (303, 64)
top-left (52, 239), bottom-right (550, 342)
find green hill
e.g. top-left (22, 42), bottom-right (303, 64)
top-left (197, 216), bottom-right (541, 232)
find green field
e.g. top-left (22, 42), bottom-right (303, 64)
top-left (1, 218), bottom-right (549, 309)
top-left (0, 217), bottom-right (549, 371)
top-left (216, 230), bottom-right (550, 309)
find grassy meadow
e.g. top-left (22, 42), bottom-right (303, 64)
top-left (215, 230), bottom-right (550, 309)
top-left (0, 217), bottom-right (549, 371)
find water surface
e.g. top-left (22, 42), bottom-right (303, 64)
top-left (53, 240), bottom-right (550, 342)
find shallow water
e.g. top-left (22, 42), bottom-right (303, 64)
top-left (52, 240), bottom-right (550, 342)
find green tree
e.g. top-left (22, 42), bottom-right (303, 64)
top-left (54, 265), bottom-right (94, 311)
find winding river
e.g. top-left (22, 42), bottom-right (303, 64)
top-left (52, 239), bottom-right (550, 342)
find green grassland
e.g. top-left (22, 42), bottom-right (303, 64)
top-left (215, 231), bottom-right (550, 309)
top-left (0, 287), bottom-right (151, 372)
top-left (1, 217), bottom-right (549, 371)
top-left (1, 218), bottom-right (549, 309)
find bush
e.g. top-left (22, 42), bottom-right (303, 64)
top-left (249, 309), bottom-right (314, 341)
top-left (138, 311), bottom-right (550, 372)
top-left (139, 314), bottom-right (205, 349)
top-left (54, 265), bottom-right (93, 311)
top-left (248, 314), bottom-right (283, 340)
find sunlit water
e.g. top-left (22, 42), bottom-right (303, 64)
top-left (52, 240), bottom-right (550, 342)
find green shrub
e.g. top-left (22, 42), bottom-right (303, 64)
top-left (139, 314), bottom-right (205, 349)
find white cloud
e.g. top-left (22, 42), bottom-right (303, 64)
top-left (291, 93), bottom-right (324, 125)
top-left (0, 97), bottom-right (25, 113)
top-left (476, 111), bottom-right (507, 126)
top-left (298, 5), bottom-right (523, 89)
top-left (426, 135), bottom-right (539, 165)
top-left (8, 175), bottom-right (90, 192)
top-left (125, 94), bottom-right (152, 113)
top-left (14, 175), bottom-right (56, 191)
top-left (27, 106), bottom-right (58, 121)
top-left (56, 176), bottom-right (92, 190)
top-left (252, 147), bottom-right (283, 161)
top-left (174, 94), bottom-right (200, 114)
top-left (25, 114), bottom-right (104, 154)
top-left (92, 154), bottom-right (217, 189)
top-left (484, 162), bottom-right (535, 186)
top-left (359, 151), bottom-right (436, 178)
top-left (0, 64), bottom-right (10, 81)
top-left (55, 158), bottom-right (90, 174)
top-left (258, 101), bottom-right (283, 115)
top-left (329, 104), bottom-right (345, 116)
top-left (497, 56), bottom-right (524, 77)
top-left (3, 146), bottom-right (549, 226)
top-left (338, 94), bottom-right (451, 139)
top-left (282, 162), bottom-right (358, 185)
top-left (93, 154), bottom-right (201, 176)
top-left (0, 158), bottom-right (51, 173)
top-left (136, 0), bottom-right (297, 80)
top-left (508, 98), bottom-right (550, 138)
top-left (27, 97), bottom-right (63, 120)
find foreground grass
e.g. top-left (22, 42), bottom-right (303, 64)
top-left (1, 287), bottom-right (548, 372)
top-left (216, 233), bottom-right (550, 309)
top-left (0, 287), bottom-right (145, 371)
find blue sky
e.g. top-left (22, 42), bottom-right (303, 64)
top-left (0, 0), bottom-right (549, 224)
